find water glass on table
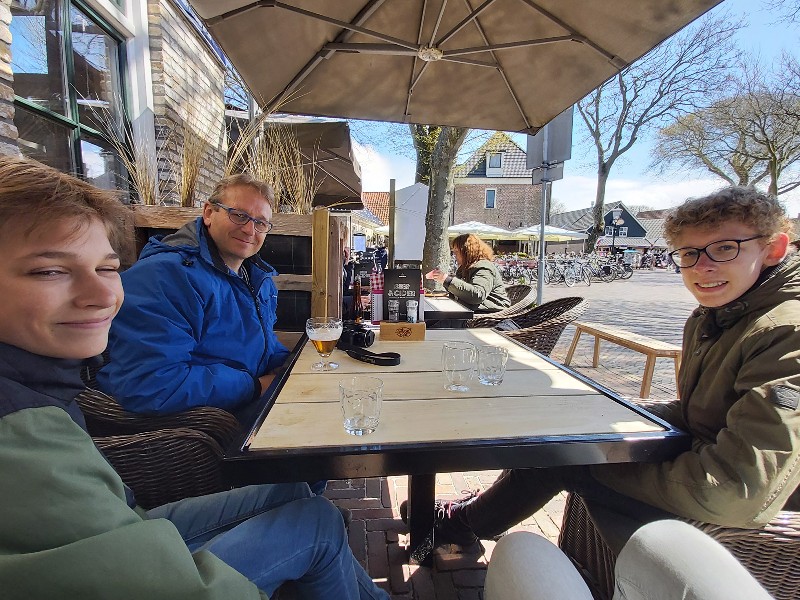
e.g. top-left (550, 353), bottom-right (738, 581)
top-left (442, 341), bottom-right (476, 392)
top-left (339, 376), bottom-right (383, 435)
top-left (477, 345), bottom-right (509, 385)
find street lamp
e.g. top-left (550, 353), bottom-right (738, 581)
top-left (610, 208), bottom-right (624, 257)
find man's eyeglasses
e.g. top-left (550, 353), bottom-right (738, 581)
top-left (211, 201), bottom-right (273, 234)
top-left (668, 235), bottom-right (765, 268)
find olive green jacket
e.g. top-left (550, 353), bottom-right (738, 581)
top-left (594, 253), bottom-right (800, 528)
top-left (445, 259), bottom-right (510, 312)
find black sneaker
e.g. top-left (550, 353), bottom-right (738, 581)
top-left (398, 491), bottom-right (480, 547)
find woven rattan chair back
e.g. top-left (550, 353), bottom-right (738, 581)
top-left (558, 492), bottom-right (800, 600)
top-left (76, 388), bottom-right (241, 508)
top-left (498, 297), bottom-right (588, 356)
top-left (467, 286), bottom-right (539, 328)
top-left (505, 284), bottom-right (533, 306)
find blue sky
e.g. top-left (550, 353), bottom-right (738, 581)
top-left (351, 0), bottom-right (800, 217)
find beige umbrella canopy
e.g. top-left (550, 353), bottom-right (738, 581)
top-left (189, 0), bottom-right (720, 134)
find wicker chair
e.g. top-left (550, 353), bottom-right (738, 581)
top-left (467, 285), bottom-right (539, 328)
top-left (495, 297), bottom-right (588, 356)
top-left (558, 493), bottom-right (800, 600)
top-left (504, 284), bottom-right (533, 305)
top-left (77, 387), bottom-right (241, 509)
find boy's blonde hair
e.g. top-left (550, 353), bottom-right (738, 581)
top-left (0, 154), bottom-right (133, 259)
top-left (664, 187), bottom-right (792, 246)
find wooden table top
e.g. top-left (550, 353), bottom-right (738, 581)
top-left (248, 329), bottom-right (667, 452)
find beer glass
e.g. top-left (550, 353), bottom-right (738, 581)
top-left (305, 317), bottom-right (343, 371)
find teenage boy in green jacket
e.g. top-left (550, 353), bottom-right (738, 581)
top-left (415, 186), bottom-right (800, 551)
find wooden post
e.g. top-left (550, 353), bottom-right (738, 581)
top-left (388, 178), bottom-right (396, 267)
top-left (311, 208), bottom-right (344, 319)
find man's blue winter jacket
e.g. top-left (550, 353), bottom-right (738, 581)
top-left (97, 218), bottom-right (289, 414)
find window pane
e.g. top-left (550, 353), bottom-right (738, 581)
top-left (485, 189), bottom-right (496, 209)
top-left (71, 4), bottom-right (122, 132)
top-left (15, 104), bottom-right (74, 170)
top-left (488, 153), bottom-right (501, 168)
top-left (81, 134), bottom-right (128, 197)
top-left (10, 0), bottom-right (68, 115)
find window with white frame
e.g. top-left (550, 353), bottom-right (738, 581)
top-left (486, 152), bottom-right (503, 176)
top-left (485, 189), bottom-right (496, 209)
top-left (619, 227), bottom-right (628, 237)
top-left (11, 0), bottom-right (127, 189)
top-left (605, 226), bottom-right (614, 236)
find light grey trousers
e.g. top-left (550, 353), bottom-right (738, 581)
top-left (484, 520), bottom-right (774, 600)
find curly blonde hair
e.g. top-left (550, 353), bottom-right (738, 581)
top-left (664, 187), bottom-right (792, 246)
top-left (451, 233), bottom-right (494, 276)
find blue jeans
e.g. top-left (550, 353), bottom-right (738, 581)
top-left (147, 483), bottom-right (387, 599)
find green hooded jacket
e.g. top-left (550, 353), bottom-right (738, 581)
top-left (593, 253), bottom-right (800, 528)
top-left (445, 259), bottom-right (510, 312)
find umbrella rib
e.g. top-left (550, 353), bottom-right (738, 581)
top-left (274, 1), bottom-right (418, 51)
top-left (265, 0), bottom-right (387, 111)
top-left (405, 0), bottom-right (430, 119)
top-left (324, 43), bottom-right (418, 55)
top-left (435, 0), bottom-right (498, 47)
top-left (516, 0), bottom-right (625, 66)
top-left (457, 0), bottom-right (532, 131)
top-left (439, 56), bottom-right (497, 68)
top-left (443, 36), bottom-right (574, 56)
top-left (429, 0), bottom-right (449, 46)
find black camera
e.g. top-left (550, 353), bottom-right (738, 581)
top-left (338, 323), bottom-right (375, 348)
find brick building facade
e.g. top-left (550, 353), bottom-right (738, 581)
top-left (452, 131), bottom-right (542, 230)
top-left (0, 0), bottom-right (17, 155)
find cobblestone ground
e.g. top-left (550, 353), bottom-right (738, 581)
top-left (323, 268), bottom-right (698, 599)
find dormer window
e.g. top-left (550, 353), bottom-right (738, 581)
top-left (486, 152), bottom-right (503, 177)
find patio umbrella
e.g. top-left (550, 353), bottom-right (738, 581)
top-left (188, 0), bottom-right (721, 134)
top-left (513, 224), bottom-right (588, 242)
top-left (447, 221), bottom-right (515, 240)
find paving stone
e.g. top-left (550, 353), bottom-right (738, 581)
top-left (367, 530), bottom-right (390, 579)
top-left (452, 569), bottom-right (487, 588)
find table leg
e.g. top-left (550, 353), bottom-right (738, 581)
top-left (640, 354), bottom-right (656, 398)
top-left (564, 329), bottom-right (582, 366)
top-left (592, 336), bottom-right (601, 368)
top-left (408, 473), bottom-right (436, 566)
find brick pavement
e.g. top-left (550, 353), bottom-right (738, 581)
top-left (323, 269), bottom-right (699, 599)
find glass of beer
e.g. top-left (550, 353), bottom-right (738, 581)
top-left (305, 317), bottom-right (344, 371)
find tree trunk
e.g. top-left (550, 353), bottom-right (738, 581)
top-left (409, 124), bottom-right (441, 185)
top-left (422, 126), bottom-right (469, 282)
top-left (587, 164), bottom-right (610, 250)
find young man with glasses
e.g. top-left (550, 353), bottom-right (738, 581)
top-left (416, 186), bottom-right (800, 558)
top-left (97, 174), bottom-right (290, 415)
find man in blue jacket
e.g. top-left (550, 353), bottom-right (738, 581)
top-left (98, 173), bottom-right (290, 414)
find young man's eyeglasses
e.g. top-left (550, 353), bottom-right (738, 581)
top-left (211, 201), bottom-right (273, 234)
top-left (668, 235), bottom-right (766, 268)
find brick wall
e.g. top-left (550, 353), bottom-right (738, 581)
top-left (149, 0), bottom-right (226, 205)
top-left (0, 0), bottom-right (18, 156)
top-left (453, 182), bottom-right (543, 228)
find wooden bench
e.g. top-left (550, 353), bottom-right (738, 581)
top-left (564, 321), bottom-right (682, 399)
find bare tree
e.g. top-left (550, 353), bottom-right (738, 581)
top-left (653, 55), bottom-right (800, 196)
top-left (577, 12), bottom-right (741, 248)
top-left (765, 0), bottom-right (800, 26)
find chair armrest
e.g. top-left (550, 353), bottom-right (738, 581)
top-left (95, 428), bottom-right (227, 510)
top-left (77, 388), bottom-right (241, 447)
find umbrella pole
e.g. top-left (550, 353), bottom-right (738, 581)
top-left (536, 182), bottom-right (549, 305)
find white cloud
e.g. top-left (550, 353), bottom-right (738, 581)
top-left (352, 140), bottom-right (416, 192)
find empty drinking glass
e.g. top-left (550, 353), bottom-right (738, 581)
top-left (339, 376), bottom-right (383, 436)
top-left (478, 345), bottom-right (509, 385)
top-left (442, 341), bottom-right (476, 392)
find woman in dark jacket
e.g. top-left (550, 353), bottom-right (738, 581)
top-left (426, 233), bottom-right (510, 313)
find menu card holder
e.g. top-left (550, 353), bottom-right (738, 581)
top-left (382, 268), bottom-right (421, 322)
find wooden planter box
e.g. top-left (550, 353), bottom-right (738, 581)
top-left (129, 206), bottom-right (342, 330)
